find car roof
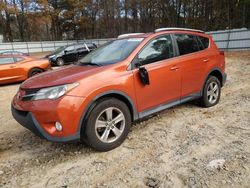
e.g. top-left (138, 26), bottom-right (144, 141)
top-left (118, 28), bottom-right (209, 39)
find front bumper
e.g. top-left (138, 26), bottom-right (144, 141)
top-left (11, 105), bottom-right (80, 142)
top-left (49, 58), bottom-right (57, 66)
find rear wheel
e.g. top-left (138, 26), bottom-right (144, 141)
top-left (200, 76), bottom-right (221, 107)
top-left (56, 58), bottom-right (64, 66)
top-left (28, 68), bottom-right (43, 78)
top-left (83, 98), bottom-right (131, 151)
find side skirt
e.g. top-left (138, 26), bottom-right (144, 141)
top-left (138, 93), bottom-right (201, 119)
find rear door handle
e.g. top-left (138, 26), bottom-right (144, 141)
top-left (170, 66), bottom-right (179, 71)
top-left (10, 65), bottom-right (17, 68)
top-left (203, 59), bottom-right (210, 63)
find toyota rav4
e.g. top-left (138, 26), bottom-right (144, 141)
top-left (12, 28), bottom-right (227, 151)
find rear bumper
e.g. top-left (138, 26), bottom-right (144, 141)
top-left (222, 73), bottom-right (227, 87)
top-left (11, 105), bottom-right (80, 142)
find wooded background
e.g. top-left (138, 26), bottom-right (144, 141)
top-left (0, 0), bottom-right (250, 42)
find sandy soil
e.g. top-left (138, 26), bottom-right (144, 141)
top-left (0, 51), bottom-right (249, 188)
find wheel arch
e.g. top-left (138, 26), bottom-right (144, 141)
top-left (208, 69), bottom-right (223, 86)
top-left (27, 67), bottom-right (44, 78)
top-left (78, 90), bottom-right (139, 135)
top-left (203, 68), bottom-right (223, 88)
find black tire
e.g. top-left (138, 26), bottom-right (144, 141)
top-left (28, 68), bottom-right (43, 78)
top-left (56, 58), bottom-right (64, 66)
top-left (200, 76), bottom-right (221, 107)
top-left (83, 98), bottom-right (131, 152)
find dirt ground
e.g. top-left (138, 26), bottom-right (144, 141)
top-left (0, 51), bottom-right (249, 188)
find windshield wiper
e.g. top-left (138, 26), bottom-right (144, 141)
top-left (79, 62), bottom-right (102, 67)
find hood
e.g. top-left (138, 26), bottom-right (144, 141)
top-left (45, 53), bottom-right (54, 58)
top-left (21, 65), bottom-right (99, 89)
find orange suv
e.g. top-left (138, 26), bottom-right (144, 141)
top-left (12, 28), bottom-right (226, 151)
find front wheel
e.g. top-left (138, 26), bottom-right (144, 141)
top-left (56, 58), bottom-right (64, 66)
top-left (200, 76), bottom-right (221, 107)
top-left (84, 98), bottom-right (131, 151)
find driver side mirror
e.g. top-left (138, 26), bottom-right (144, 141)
top-left (133, 57), bottom-right (150, 85)
top-left (64, 50), bottom-right (68, 54)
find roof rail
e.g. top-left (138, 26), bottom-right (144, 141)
top-left (155, 27), bottom-right (205, 33)
top-left (118, 33), bottom-right (145, 39)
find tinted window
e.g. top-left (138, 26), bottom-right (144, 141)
top-left (175, 34), bottom-right (200, 55)
top-left (79, 38), bottom-right (143, 65)
top-left (75, 44), bottom-right (86, 51)
top-left (198, 36), bottom-right (209, 49)
top-left (0, 57), bottom-right (15, 65)
top-left (138, 35), bottom-right (174, 65)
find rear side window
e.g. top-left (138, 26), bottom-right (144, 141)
top-left (198, 36), bottom-right (210, 49)
top-left (0, 57), bottom-right (15, 65)
top-left (138, 35), bottom-right (174, 65)
top-left (175, 34), bottom-right (200, 55)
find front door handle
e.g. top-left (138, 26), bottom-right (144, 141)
top-left (203, 59), bottom-right (210, 63)
top-left (10, 65), bottom-right (17, 68)
top-left (170, 66), bottom-right (179, 71)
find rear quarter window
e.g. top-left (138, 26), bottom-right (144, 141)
top-left (198, 36), bottom-right (210, 49)
top-left (175, 34), bottom-right (200, 55)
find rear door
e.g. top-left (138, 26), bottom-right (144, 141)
top-left (132, 35), bottom-right (181, 113)
top-left (173, 34), bottom-right (209, 97)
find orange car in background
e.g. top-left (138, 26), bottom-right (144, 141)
top-left (0, 55), bottom-right (50, 85)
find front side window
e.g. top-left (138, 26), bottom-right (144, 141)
top-left (138, 35), bottom-right (174, 66)
top-left (76, 44), bottom-right (86, 51)
top-left (0, 57), bottom-right (15, 65)
top-left (175, 34), bottom-right (200, 55)
top-left (65, 46), bottom-right (75, 52)
top-left (79, 38), bottom-right (144, 66)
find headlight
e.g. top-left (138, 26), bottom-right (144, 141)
top-left (22, 83), bottom-right (79, 101)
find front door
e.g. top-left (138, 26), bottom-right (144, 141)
top-left (132, 35), bottom-right (181, 114)
top-left (0, 57), bottom-right (21, 83)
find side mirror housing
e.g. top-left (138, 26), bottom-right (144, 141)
top-left (139, 67), bottom-right (150, 85)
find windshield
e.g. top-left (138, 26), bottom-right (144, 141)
top-left (55, 46), bottom-right (66, 54)
top-left (79, 38), bottom-right (144, 66)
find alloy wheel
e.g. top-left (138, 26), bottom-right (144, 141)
top-left (95, 107), bottom-right (125, 143)
top-left (207, 81), bottom-right (219, 104)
